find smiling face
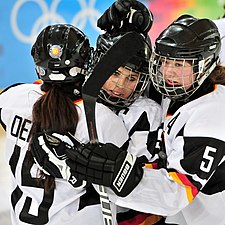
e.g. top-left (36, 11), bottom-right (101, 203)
top-left (161, 58), bottom-right (195, 90)
top-left (102, 66), bottom-right (139, 99)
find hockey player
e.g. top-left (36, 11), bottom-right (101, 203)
top-left (94, 32), bottom-right (162, 160)
top-left (94, 32), bottom-right (163, 224)
top-left (30, 1), bottom-right (164, 224)
top-left (31, 33), bottom-right (163, 225)
top-left (51, 15), bottom-right (225, 225)
top-left (0, 24), bottom-right (129, 225)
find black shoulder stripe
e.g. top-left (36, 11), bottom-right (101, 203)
top-left (129, 111), bottom-right (150, 137)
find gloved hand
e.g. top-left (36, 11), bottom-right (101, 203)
top-left (97, 0), bottom-right (153, 36)
top-left (65, 142), bottom-right (148, 197)
top-left (31, 131), bottom-right (87, 188)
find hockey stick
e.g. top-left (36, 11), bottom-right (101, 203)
top-left (82, 31), bottom-right (144, 225)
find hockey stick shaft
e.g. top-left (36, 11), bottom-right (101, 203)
top-left (82, 31), bottom-right (144, 225)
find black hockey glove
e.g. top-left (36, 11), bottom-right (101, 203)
top-left (31, 131), bottom-right (87, 188)
top-left (97, 0), bottom-right (153, 36)
top-left (65, 142), bottom-right (148, 197)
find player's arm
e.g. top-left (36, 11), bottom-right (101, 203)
top-left (63, 140), bottom-right (197, 215)
top-left (0, 83), bottom-right (24, 95)
top-left (31, 130), bottom-right (147, 197)
top-left (63, 135), bottom-right (219, 198)
top-left (65, 140), bottom-right (148, 197)
top-left (0, 83), bottom-right (25, 131)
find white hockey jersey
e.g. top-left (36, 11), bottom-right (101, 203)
top-left (113, 96), bottom-right (162, 224)
top-left (116, 96), bottom-right (162, 159)
top-left (108, 84), bottom-right (225, 225)
top-left (0, 83), bottom-right (128, 225)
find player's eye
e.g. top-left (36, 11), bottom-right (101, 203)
top-left (174, 62), bottom-right (183, 67)
top-left (113, 70), bottom-right (121, 76)
top-left (128, 75), bottom-right (137, 82)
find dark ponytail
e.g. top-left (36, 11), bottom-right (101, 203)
top-left (29, 84), bottom-right (79, 191)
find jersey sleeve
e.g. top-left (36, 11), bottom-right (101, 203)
top-left (0, 83), bottom-right (24, 130)
top-left (106, 167), bottom-right (191, 216)
top-left (95, 102), bottom-right (129, 147)
top-left (119, 97), bottom-right (162, 159)
top-left (107, 88), bottom-right (225, 217)
top-left (0, 83), bottom-right (40, 132)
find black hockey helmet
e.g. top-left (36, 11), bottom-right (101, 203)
top-left (31, 24), bottom-right (91, 84)
top-left (149, 14), bottom-right (221, 101)
top-left (94, 32), bottom-right (152, 109)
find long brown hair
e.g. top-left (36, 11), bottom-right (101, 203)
top-left (209, 64), bottom-right (225, 85)
top-left (29, 83), bottom-right (79, 191)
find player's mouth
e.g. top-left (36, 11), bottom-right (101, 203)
top-left (165, 79), bottom-right (180, 86)
top-left (104, 89), bottom-right (122, 98)
top-left (110, 91), bottom-right (123, 98)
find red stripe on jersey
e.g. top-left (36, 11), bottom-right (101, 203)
top-left (33, 79), bottom-right (43, 84)
top-left (166, 113), bottom-right (172, 118)
top-left (145, 162), bottom-right (158, 169)
top-left (169, 172), bottom-right (198, 203)
top-left (74, 99), bottom-right (83, 105)
top-left (214, 84), bottom-right (218, 91)
top-left (118, 213), bottom-right (162, 225)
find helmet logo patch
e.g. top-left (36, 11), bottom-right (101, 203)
top-left (36, 66), bottom-right (45, 76)
top-left (49, 45), bottom-right (63, 59)
top-left (69, 67), bottom-right (82, 76)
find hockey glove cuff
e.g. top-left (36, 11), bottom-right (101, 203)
top-left (31, 131), bottom-right (87, 188)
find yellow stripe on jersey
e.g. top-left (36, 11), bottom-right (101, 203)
top-left (145, 163), bottom-right (158, 169)
top-left (74, 99), bottom-right (83, 105)
top-left (33, 79), bottom-right (43, 84)
top-left (169, 172), bottom-right (198, 203)
top-left (166, 114), bottom-right (172, 119)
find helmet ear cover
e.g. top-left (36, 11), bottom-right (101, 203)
top-left (31, 24), bottom-right (91, 84)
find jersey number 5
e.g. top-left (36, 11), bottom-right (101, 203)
top-left (200, 146), bottom-right (217, 173)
